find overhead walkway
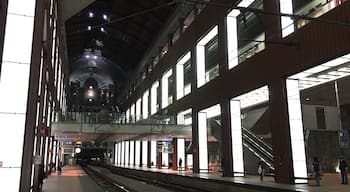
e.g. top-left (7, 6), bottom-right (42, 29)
top-left (52, 112), bottom-right (191, 141)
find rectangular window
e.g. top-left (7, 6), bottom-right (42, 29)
top-left (196, 26), bottom-right (218, 88)
top-left (176, 52), bottom-right (191, 99)
top-left (204, 35), bottom-right (219, 82)
top-left (316, 107), bottom-right (326, 129)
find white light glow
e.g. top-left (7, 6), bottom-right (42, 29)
top-left (87, 26), bottom-right (91, 30)
top-left (142, 90), bottom-right (149, 119)
top-left (177, 109), bottom-right (192, 125)
top-left (126, 108), bottom-right (130, 123)
top-left (100, 27), bottom-right (105, 32)
top-left (121, 142), bottom-right (125, 165)
top-left (233, 86), bottom-right (269, 109)
top-left (197, 26), bottom-right (218, 88)
top-left (162, 142), bottom-right (169, 167)
top-left (198, 112), bottom-right (208, 172)
top-left (286, 79), bottom-right (307, 183)
top-left (87, 90), bottom-right (94, 97)
top-left (177, 52), bottom-right (191, 100)
top-left (93, 55), bottom-right (97, 59)
top-left (142, 141), bottom-right (148, 166)
top-left (280, 0), bottom-right (294, 37)
top-left (85, 54), bottom-right (90, 59)
top-left (8, 0), bottom-right (36, 16)
top-left (88, 11), bottom-right (94, 18)
top-left (125, 141), bottom-right (129, 165)
top-left (201, 104), bottom-right (221, 119)
top-left (237, 0), bottom-right (255, 8)
top-left (290, 53), bottom-right (350, 90)
top-left (151, 141), bottom-right (157, 167)
top-left (177, 138), bottom-right (185, 170)
top-left (75, 147), bottom-right (81, 154)
top-left (103, 14), bottom-right (108, 20)
top-left (130, 104), bottom-right (135, 123)
top-left (230, 100), bottom-right (245, 176)
top-left (151, 81), bottom-right (159, 115)
top-left (3, 15), bottom-right (34, 65)
top-left (118, 142), bottom-right (122, 165)
top-left (130, 141), bottom-right (134, 166)
top-left (136, 98), bottom-right (141, 121)
top-left (227, 13), bottom-right (238, 69)
top-left (114, 143), bottom-right (119, 165)
top-left (198, 26), bottom-right (218, 46)
top-left (135, 141), bottom-right (141, 166)
top-left (162, 69), bottom-right (172, 108)
top-left (0, 3), bottom-right (35, 190)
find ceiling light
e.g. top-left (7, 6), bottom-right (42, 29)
top-left (103, 14), bottom-right (108, 20)
top-left (100, 27), bottom-right (105, 32)
top-left (306, 97), bottom-right (310, 101)
top-left (87, 26), bottom-right (92, 30)
top-left (88, 12), bottom-right (94, 18)
top-left (85, 55), bottom-right (90, 59)
top-left (89, 86), bottom-right (93, 89)
top-left (93, 55), bottom-right (97, 59)
top-left (75, 147), bottom-right (82, 154)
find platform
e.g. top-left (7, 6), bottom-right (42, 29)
top-left (106, 165), bottom-right (350, 192)
top-left (42, 165), bottom-right (104, 192)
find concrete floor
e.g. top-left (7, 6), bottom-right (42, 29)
top-left (42, 166), bottom-right (104, 192)
top-left (42, 165), bottom-right (350, 192)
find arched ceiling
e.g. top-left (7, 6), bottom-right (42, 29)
top-left (65, 0), bottom-right (177, 91)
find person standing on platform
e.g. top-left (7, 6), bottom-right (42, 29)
top-left (339, 156), bottom-right (348, 184)
top-left (57, 161), bottom-right (62, 175)
top-left (178, 157), bottom-right (183, 170)
top-left (257, 160), bottom-right (265, 181)
top-left (312, 157), bottom-right (321, 186)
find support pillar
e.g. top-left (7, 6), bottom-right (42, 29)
top-left (220, 100), bottom-right (233, 177)
top-left (269, 79), bottom-right (294, 184)
top-left (147, 141), bottom-right (152, 168)
top-left (263, 0), bottom-right (282, 46)
top-left (192, 109), bottom-right (199, 173)
top-left (172, 138), bottom-right (178, 170)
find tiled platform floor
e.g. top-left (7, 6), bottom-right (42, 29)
top-left (42, 164), bottom-right (350, 192)
top-left (42, 165), bottom-right (104, 192)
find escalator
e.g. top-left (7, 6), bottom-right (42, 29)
top-left (213, 120), bottom-right (274, 173)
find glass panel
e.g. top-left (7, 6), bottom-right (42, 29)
top-left (2, 14), bottom-right (34, 63)
top-left (8, 0), bottom-right (35, 16)
top-left (237, 0), bottom-right (265, 63)
top-left (294, 0), bottom-right (343, 29)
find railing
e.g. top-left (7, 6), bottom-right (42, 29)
top-left (213, 120), bottom-right (274, 172)
top-left (242, 127), bottom-right (274, 172)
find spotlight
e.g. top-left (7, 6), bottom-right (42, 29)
top-left (100, 27), bottom-right (105, 32)
top-left (93, 55), bottom-right (98, 59)
top-left (103, 14), bottom-right (108, 20)
top-left (85, 55), bottom-right (90, 59)
top-left (75, 147), bottom-right (82, 154)
top-left (88, 12), bottom-right (94, 18)
top-left (87, 26), bottom-right (92, 30)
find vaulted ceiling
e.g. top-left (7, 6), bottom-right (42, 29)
top-left (65, 0), bottom-right (177, 91)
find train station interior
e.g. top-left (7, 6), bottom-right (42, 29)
top-left (2, 0), bottom-right (350, 191)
